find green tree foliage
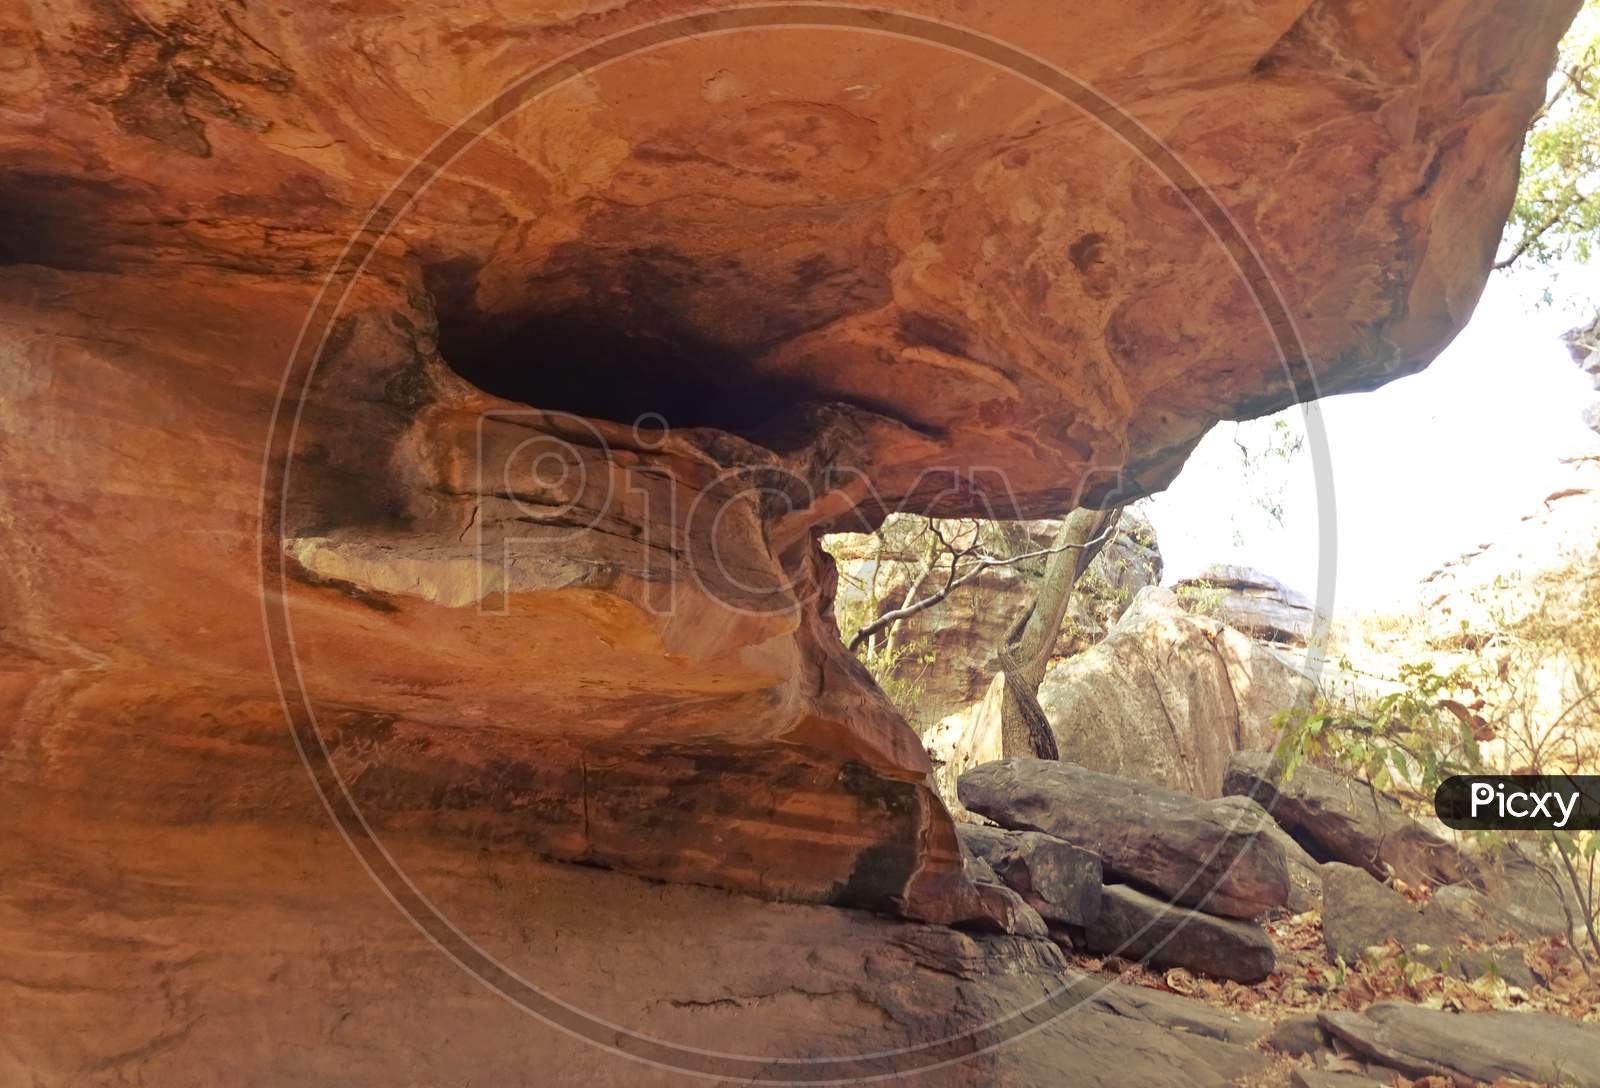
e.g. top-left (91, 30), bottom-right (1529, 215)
top-left (1271, 660), bottom-right (1486, 796)
top-left (1497, 1), bottom-right (1600, 270)
top-left (1273, 551), bottom-right (1600, 963)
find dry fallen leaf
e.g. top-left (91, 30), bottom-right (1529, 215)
top-left (1057, 901), bottom-right (1600, 1032)
top-left (1162, 967), bottom-right (1198, 995)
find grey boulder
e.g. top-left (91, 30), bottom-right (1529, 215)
top-left (1224, 751), bottom-right (1471, 888)
top-left (956, 823), bottom-right (1103, 927)
top-left (1035, 586), bottom-right (1319, 797)
top-left (959, 758), bottom-right (1290, 919)
top-left (1320, 1002), bottom-right (1600, 1088)
top-left (1082, 884), bottom-right (1275, 983)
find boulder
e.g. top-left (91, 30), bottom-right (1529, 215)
top-left (1473, 842), bottom-right (1583, 939)
top-left (961, 844), bottom-right (1002, 886)
top-left (963, 881), bottom-right (1051, 938)
top-left (1039, 588), bottom-right (1320, 796)
top-left (959, 759), bottom-right (1291, 918)
top-left (1320, 864), bottom-right (1533, 988)
top-left (1320, 1002), bottom-right (1600, 1088)
top-left (1082, 884), bottom-right (1275, 983)
top-left (956, 824), bottom-right (1103, 927)
top-left (1224, 752), bottom-right (1472, 887)
top-left (951, 828), bottom-right (1056, 936)
top-left (926, 674), bottom-right (1009, 819)
top-left (1173, 565), bottom-right (1318, 646)
top-left (1425, 882), bottom-right (1541, 942)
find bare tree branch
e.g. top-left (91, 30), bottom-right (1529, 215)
top-left (845, 520), bottom-right (1120, 654)
top-left (1494, 186), bottom-right (1593, 270)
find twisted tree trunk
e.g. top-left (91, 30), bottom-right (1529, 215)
top-left (998, 506), bottom-right (1123, 759)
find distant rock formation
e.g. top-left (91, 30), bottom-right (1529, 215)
top-left (925, 570), bottom-right (1324, 810)
top-left (1568, 313), bottom-right (1600, 435)
top-left (1173, 564), bottom-right (1321, 646)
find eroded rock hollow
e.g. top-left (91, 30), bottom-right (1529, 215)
top-left (0, 0), bottom-right (1579, 1082)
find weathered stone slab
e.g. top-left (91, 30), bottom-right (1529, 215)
top-left (1224, 752), bottom-right (1471, 887)
top-left (959, 758), bottom-right (1290, 918)
top-left (1320, 1002), bottom-right (1600, 1088)
top-left (1083, 884), bottom-right (1275, 983)
top-left (1061, 970), bottom-right (1271, 1048)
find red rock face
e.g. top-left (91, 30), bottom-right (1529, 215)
top-left (0, 0), bottom-right (1579, 1078)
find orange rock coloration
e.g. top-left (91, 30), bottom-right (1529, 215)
top-left (0, 0), bottom-right (1579, 1082)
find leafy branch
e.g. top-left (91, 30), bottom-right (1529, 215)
top-left (1496, 2), bottom-right (1600, 271)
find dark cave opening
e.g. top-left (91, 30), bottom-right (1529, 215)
top-left (434, 306), bottom-right (825, 436)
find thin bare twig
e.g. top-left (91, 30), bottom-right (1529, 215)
top-left (846, 521), bottom-right (1119, 654)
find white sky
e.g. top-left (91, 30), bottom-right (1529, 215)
top-left (1143, 261), bottom-right (1600, 616)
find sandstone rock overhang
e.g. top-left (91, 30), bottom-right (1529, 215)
top-left (0, 0), bottom-right (1579, 930)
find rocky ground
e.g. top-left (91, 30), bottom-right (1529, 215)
top-left (847, 453), bottom-right (1600, 1087)
top-left (938, 749), bottom-right (1600, 1087)
top-left (937, 739), bottom-right (1600, 1085)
